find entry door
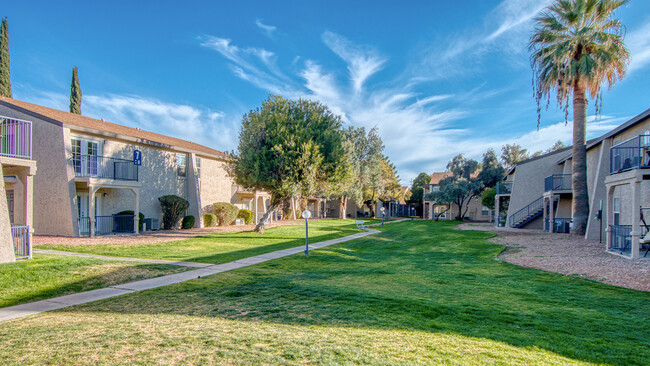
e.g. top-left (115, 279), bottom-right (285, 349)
top-left (77, 193), bottom-right (101, 235)
top-left (72, 138), bottom-right (101, 177)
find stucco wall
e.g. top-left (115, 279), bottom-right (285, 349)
top-left (68, 131), bottom-right (191, 226)
top-left (0, 163), bottom-right (15, 264)
top-left (0, 106), bottom-right (75, 235)
top-left (197, 155), bottom-right (235, 218)
top-left (506, 150), bottom-right (569, 226)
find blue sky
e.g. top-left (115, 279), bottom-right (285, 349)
top-left (4, 0), bottom-right (650, 184)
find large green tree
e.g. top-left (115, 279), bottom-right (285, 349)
top-left (69, 66), bottom-right (82, 114)
top-left (500, 143), bottom-right (529, 171)
top-left (530, 0), bottom-right (629, 235)
top-left (230, 95), bottom-right (349, 233)
top-left (330, 126), bottom-right (384, 219)
top-left (427, 154), bottom-right (484, 220)
top-left (478, 148), bottom-right (505, 188)
top-left (0, 17), bottom-right (11, 98)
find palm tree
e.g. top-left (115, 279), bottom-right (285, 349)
top-left (529, 0), bottom-right (629, 235)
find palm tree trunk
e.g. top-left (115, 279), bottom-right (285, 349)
top-left (571, 83), bottom-right (589, 236)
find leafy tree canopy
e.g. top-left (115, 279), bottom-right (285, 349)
top-left (477, 148), bottom-right (505, 188)
top-left (500, 144), bottom-right (529, 171)
top-left (407, 172), bottom-right (431, 204)
top-left (230, 95), bottom-right (349, 232)
top-left (0, 17), bottom-right (11, 98)
top-left (426, 154), bottom-right (484, 220)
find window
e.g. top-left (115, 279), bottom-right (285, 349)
top-left (176, 153), bottom-right (187, 177)
top-left (613, 197), bottom-right (620, 225)
top-left (71, 137), bottom-right (101, 176)
top-left (432, 186), bottom-right (440, 192)
top-left (482, 205), bottom-right (490, 216)
top-left (195, 156), bottom-right (201, 177)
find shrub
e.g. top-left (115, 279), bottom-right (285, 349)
top-left (116, 210), bottom-right (145, 231)
top-left (213, 202), bottom-right (239, 226)
top-left (181, 215), bottom-right (195, 229)
top-left (158, 195), bottom-right (189, 230)
top-left (237, 209), bottom-right (253, 224)
top-left (203, 213), bottom-right (217, 227)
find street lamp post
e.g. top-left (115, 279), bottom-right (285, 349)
top-left (302, 209), bottom-right (312, 257)
top-left (381, 207), bottom-right (386, 226)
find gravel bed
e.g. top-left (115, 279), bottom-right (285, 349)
top-left (34, 220), bottom-right (307, 247)
top-left (457, 223), bottom-right (650, 292)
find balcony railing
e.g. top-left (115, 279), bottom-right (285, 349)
top-left (72, 155), bottom-right (138, 181)
top-left (78, 215), bottom-right (136, 236)
top-left (496, 181), bottom-right (512, 195)
top-left (609, 225), bottom-right (632, 255)
top-left (544, 174), bottom-right (572, 192)
top-left (11, 225), bottom-right (31, 260)
top-left (544, 218), bottom-right (572, 233)
top-left (0, 116), bottom-right (32, 159)
top-left (610, 134), bottom-right (650, 174)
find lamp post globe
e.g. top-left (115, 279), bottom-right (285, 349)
top-left (302, 210), bottom-right (311, 257)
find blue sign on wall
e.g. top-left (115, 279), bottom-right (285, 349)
top-left (133, 150), bottom-right (142, 166)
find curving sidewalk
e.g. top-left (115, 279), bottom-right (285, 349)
top-left (0, 227), bottom-right (389, 323)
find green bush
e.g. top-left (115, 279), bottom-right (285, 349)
top-left (158, 195), bottom-right (189, 230)
top-left (213, 202), bottom-right (239, 226)
top-left (237, 209), bottom-right (253, 224)
top-left (116, 210), bottom-right (145, 231)
top-left (181, 215), bottom-right (195, 229)
top-left (203, 213), bottom-right (217, 227)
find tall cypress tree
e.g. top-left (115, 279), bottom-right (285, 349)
top-left (0, 17), bottom-right (11, 98)
top-left (69, 66), bottom-right (81, 114)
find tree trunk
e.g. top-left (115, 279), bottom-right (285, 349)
top-left (254, 203), bottom-right (278, 234)
top-left (571, 83), bottom-right (589, 236)
top-left (338, 196), bottom-right (347, 219)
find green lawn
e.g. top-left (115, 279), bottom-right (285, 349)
top-left (0, 254), bottom-right (188, 308)
top-left (37, 219), bottom-right (372, 264)
top-left (1, 221), bottom-right (648, 365)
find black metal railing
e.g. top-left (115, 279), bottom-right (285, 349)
top-left (544, 218), bottom-right (573, 233)
top-left (496, 181), bottom-right (513, 195)
top-left (509, 196), bottom-right (543, 228)
top-left (78, 215), bottom-right (135, 236)
top-left (11, 225), bottom-right (30, 260)
top-left (72, 155), bottom-right (138, 181)
top-left (544, 174), bottom-right (571, 192)
top-left (609, 225), bottom-right (632, 255)
top-left (610, 134), bottom-right (650, 174)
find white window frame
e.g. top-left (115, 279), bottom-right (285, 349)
top-left (71, 136), bottom-right (103, 177)
top-left (613, 197), bottom-right (620, 225)
top-left (176, 153), bottom-right (187, 178)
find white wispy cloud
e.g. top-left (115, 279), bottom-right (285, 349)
top-left (626, 18), bottom-right (650, 73)
top-left (199, 35), bottom-right (297, 96)
top-left (255, 19), bottom-right (276, 38)
top-left (19, 89), bottom-right (237, 153)
top-left (322, 31), bottom-right (386, 93)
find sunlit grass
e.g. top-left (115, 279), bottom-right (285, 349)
top-left (37, 219), bottom-right (373, 264)
top-left (2, 221), bottom-right (647, 365)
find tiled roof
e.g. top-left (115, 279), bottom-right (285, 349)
top-left (0, 97), bottom-right (229, 159)
top-left (429, 172), bottom-right (453, 185)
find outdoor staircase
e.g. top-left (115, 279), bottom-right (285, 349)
top-left (509, 196), bottom-right (558, 228)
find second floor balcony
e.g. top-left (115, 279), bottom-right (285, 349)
top-left (544, 174), bottom-right (571, 193)
top-left (496, 181), bottom-right (512, 195)
top-left (72, 155), bottom-right (138, 181)
top-left (0, 116), bottom-right (32, 160)
top-left (610, 134), bottom-right (650, 174)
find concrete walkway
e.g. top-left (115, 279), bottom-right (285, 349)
top-left (0, 226), bottom-right (394, 323)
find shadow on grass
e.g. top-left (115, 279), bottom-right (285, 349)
top-left (59, 221), bottom-right (649, 365)
top-left (0, 255), bottom-right (189, 308)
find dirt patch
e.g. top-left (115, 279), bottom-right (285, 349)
top-left (34, 220), bottom-right (307, 247)
top-left (457, 223), bottom-right (650, 292)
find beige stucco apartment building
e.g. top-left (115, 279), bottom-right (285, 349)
top-left (422, 172), bottom-right (493, 222)
top-left (501, 108), bottom-right (650, 259)
top-left (0, 97), bottom-right (272, 238)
